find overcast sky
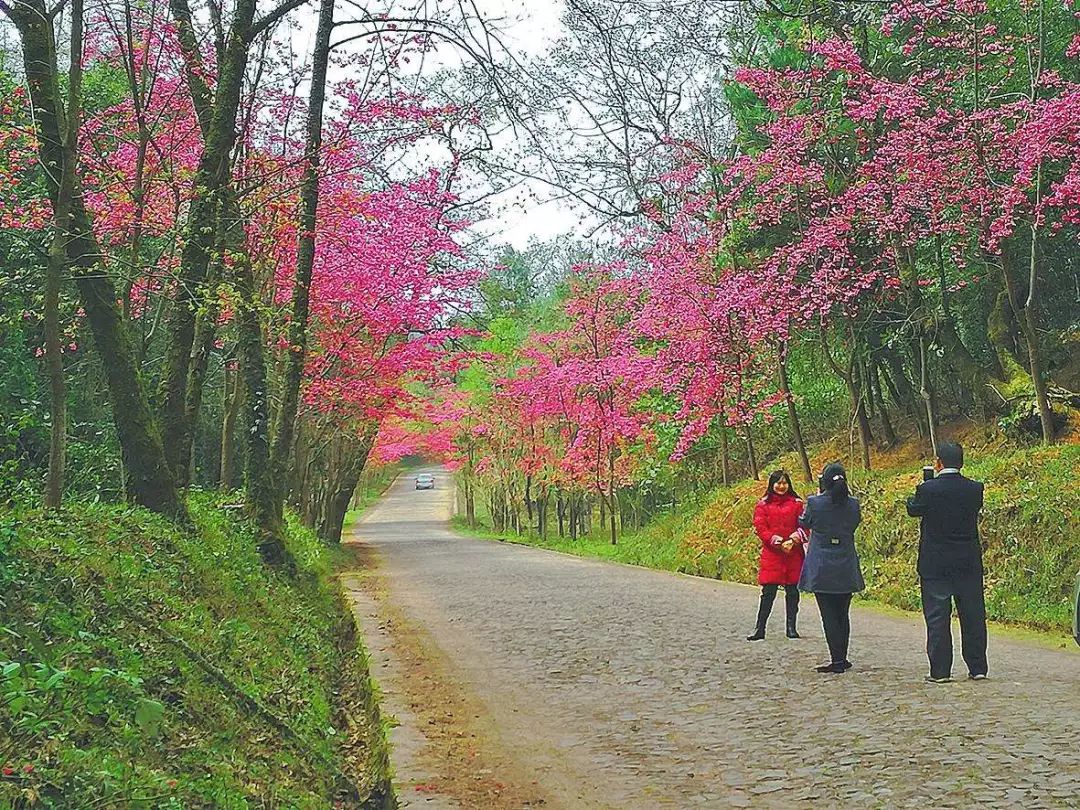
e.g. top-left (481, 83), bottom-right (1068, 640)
top-left (449, 0), bottom-right (586, 251)
top-left (316, 0), bottom-right (584, 252)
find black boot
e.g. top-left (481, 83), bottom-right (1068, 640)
top-left (785, 586), bottom-right (800, 639)
top-left (747, 586), bottom-right (777, 641)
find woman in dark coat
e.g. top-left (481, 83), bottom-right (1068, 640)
top-left (798, 462), bottom-right (865, 673)
top-left (747, 470), bottom-right (806, 641)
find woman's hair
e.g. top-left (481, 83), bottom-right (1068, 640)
top-left (819, 462), bottom-right (851, 504)
top-left (764, 469), bottom-right (799, 500)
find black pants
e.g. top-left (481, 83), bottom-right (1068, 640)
top-left (755, 584), bottom-right (800, 625)
top-left (761, 584), bottom-right (800, 606)
top-left (815, 592), bottom-right (853, 664)
top-left (921, 574), bottom-right (988, 679)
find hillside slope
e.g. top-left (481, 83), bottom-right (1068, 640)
top-left (0, 495), bottom-right (391, 808)
top-left (682, 437), bottom-right (1080, 631)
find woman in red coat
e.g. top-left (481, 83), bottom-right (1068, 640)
top-left (747, 470), bottom-right (806, 640)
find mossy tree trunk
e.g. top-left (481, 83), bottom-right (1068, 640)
top-left (220, 362), bottom-right (241, 488)
top-left (293, 414), bottom-right (377, 545)
top-left (235, 248), bottom-right (288, 565)
top-left (181, 301), bottom-right (220, 486)
top-left (270, 0), bottom-right (335, 521)
top-left (45, 201), bottom-right (68, 510)
top-left (6, 0), bottom-right (184, 519)
top-left (42, 0), bottom-right (83, 509)
top-left (160, 0), bottom-right (278, 481)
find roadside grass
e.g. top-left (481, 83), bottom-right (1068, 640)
top-left (344, 464), bottom-right (402, 533)
top-left (453, 439), bottom-right (1080, 636)
top-left (451, 505), bottom-right (692, 573)
top-left (0, 494), bottom-right (392, 808)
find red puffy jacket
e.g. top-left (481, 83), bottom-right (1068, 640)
top-left (752, 493), bottom-right (806, 585)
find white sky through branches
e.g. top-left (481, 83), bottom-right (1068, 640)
top-left (313, 0), bottom-right (583, 251)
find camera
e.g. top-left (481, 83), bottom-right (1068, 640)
top-left (922, 465), bottom-right (936, 482)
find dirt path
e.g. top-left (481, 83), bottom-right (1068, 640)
top-left (343, 468), bottom-right (1080, 808)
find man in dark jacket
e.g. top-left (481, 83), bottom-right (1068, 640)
top-left (906, 442), bottom-right (988, 682)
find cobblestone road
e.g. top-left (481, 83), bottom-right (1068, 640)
top-left (346, 470), bottom-right (1080, 809)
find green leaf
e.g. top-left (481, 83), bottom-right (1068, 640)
top-left (134, 697), bottom-right (165, 738)
top-left (43, 669), bottom-right (68, 690)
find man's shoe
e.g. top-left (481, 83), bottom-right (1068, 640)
top-left (839, 660), bottom-right (853, 671)
top-left (746, 630), bottom-right (766, 641)
top-left (968, 673), bottom-right (987, 681)
top-left (925, 675), bottom-right (953, 684)
top-left (785, 627), bottom-right (801, 639)
top-left (815, 662), bottom-right (846, 673)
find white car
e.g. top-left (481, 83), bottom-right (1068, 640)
top-left (415, 474), bottom-right (435, 490)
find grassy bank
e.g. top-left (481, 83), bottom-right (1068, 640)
top-left (0, 494), bottom-right (392, 808)
top-left (344, 464), bottom-right (402, 531)
top-left (454, 439), bottom-right (1080, 635)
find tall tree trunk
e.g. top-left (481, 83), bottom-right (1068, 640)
top-left (859, 354), bottom-right (877, 423)
top-left (462, 443), bottom-right (476, 528)
top-left (778, 350), bottom-right (812, 483)
top-left (315, 431), bottom-right (373, 545)
top-left (608, 451), bottom-right (617, 546)
top-left (720, 428), bottom-right (730, 487)
top-left (872, 360), bottom-right (898, 447)
top-left (230, 200), bottom-right (290, 567)
top-left (851, 379), bottom-right (873, 471)
top-left (119, 0), bottom-right (151, 324)
top-left (45, 217), bottom-right (67, 510)
top-left (465, 479), bottom-right (476, 528)
top-left (220, 363), bottom-right (241, 488)
top-left (42, 0), bottom-right (83, 510)
top-left (490, 490), bottom-right (503, 533)
top-left (880, 343), bottom-right (924, 434)
top-left (269, 0), bottom-right (336, 514)
top-left (1003, 212), bottom-right (1055, 442)
top-left (822, 327), bottom-right (872, 471)
top-left (987, 270), bottom-right (1025, 378)
top-left (744, 426), bottom-right (759, 480)
top-left (180, 300), bottom-right (219, 487)
top-left (8, 0), bottom-right (183, 518)
top-left (524, 475), bottom-right (534, 524)
top-left (919, 335), bottom-right (939, 456)
top-left (160, 0), bottom-right (259, 480)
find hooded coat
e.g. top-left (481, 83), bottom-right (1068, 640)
top-left (752, 492), bottom-right (806, 586)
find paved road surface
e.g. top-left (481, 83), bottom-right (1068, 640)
top-left (344, 469), bottom-right (1080, 808)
